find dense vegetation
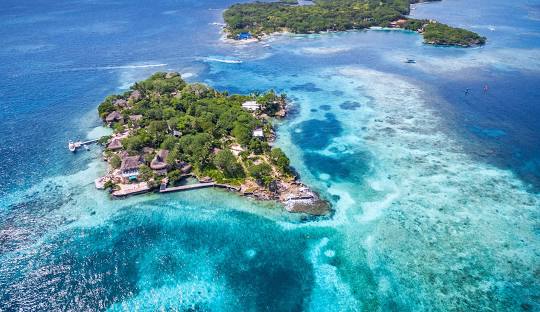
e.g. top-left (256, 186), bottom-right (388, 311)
top-left (421, 22), bottom-right (486, 46)
top-left (98, 72), bottom-right (292, 187)
top-left (224, 0), bottom-right (408, 36)
top-left (223, 0), bottom-right (485, 47)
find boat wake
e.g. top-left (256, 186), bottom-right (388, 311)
top-left (45, 63), bottom-right (169, 74)
top-left (95, 63), bottom-right (167, 70)
top-left (203, 57), bottom-right (243, 64)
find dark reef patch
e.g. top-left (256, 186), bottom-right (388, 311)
top-left (291, 113), bottom-right (343, 150)
top-left (339, 101), bottom-right (361, 110)
top-left (303, 150), bottom-right (370, 183)
top-left (291, 82), bottom-right (322, 92)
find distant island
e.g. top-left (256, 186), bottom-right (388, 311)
top-left (95, 72), bottom-right (329, 215)
top-left (223, 0), bottom-right (486, 47)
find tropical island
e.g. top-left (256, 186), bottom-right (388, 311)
top-left (223, 0), bottom-right (486, 47)
top-left (95, 72), bottom-right (329, 215)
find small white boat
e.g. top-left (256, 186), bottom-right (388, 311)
top-left (68, 141), bottom-right (76, 152)
top-left (68, 140), bottom-right (81, 152)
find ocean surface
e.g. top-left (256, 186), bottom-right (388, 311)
top-left (1, 0), bottom-right (539, 310)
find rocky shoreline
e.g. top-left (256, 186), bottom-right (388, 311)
top-left (237, 178), bottom-right (330, 215)
top-left (98, 166), bottom-right (330, 216)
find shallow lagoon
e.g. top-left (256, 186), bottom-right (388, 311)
top-left (1, 0), bottom-right (539, 310)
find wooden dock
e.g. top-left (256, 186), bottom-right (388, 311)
top-left (68, 138), bottom-right (99, 152)
top-left (81, 139), bottom-right (99, 145)
top-left (159, 182), bottom-right (216, 193)
top-left (215, 184), bottom-right (241, 192)
top-left (159, 182), bottom-right (241, 194)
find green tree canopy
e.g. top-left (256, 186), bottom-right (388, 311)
top-left (110, 154), bottom-right (121, 169)
top-left (270, 148), bottom-right (290, 172)
top-left (248, 163), bottom-right (273, 186)
top-left (214, 150), bottom-right (245, 178)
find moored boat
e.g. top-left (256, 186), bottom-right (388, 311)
top-left (68, 141), bottom-right (77, 152)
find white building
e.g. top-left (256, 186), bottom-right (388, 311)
top-left (242, 101), bottom-right (260, 111)
top-left (253, 127), bottom-right (264, 138)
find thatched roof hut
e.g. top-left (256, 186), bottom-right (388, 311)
top-left (105, 111), bottom-right (122, 123)
top-left (150, 149), bottom-right (169, 170)
top-left (180, 163), bottom-right (192, 174)
top-left (129, 90), bottom-right (142, 102)
top-left (129, 114), bottom-right (143, 122)
top-left (121, 155), bottom-right (142, 172)
top-left (107, 138), bottom-right (123, 150)
top-left (114, 99), bottom-right (128, 108)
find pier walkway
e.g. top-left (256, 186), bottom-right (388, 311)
top-left (68, 138), bottom-right (99, 152)
top-left (159, 182), bottom-right (240, 194)
top-left (160, 182), bottom-right (215, 193)
top-left (81, 139), bottom-right (99, 145)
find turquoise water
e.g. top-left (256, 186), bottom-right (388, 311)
top-left (1, 0), bottom-right (539, 310)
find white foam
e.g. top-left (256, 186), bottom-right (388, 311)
top-left (324, 249), bottom-right (335, 258)
top-left (245, 249), bottom-right (257, 259)
top-left (319, 173), bottom-right (331, 180)
top-left (300, 47), bottom-right (351, 55)
top-left (356, 187), bottom-right (400, 223)
top-left (98, 63), bottom-right (167, 70)
top-left (203, 57), bottom-right (243, 64)
top-left (181, 72), bottom-right (195, 79)
top-left (162, 10), bottom-right (179, 15)
top-left (307, 237), bottom-right (361, 311)
top-left (108, 280), bottom-right (233, 311)
top-left (5, 43), bottom-right (55, 53)
top-left (115, 63), bottom-right (167, 90)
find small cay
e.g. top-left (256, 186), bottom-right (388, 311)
top-left (95, 72), bottom-right (330, 216)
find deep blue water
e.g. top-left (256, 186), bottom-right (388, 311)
top-left (1, 0), bottom-right (539, 311)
